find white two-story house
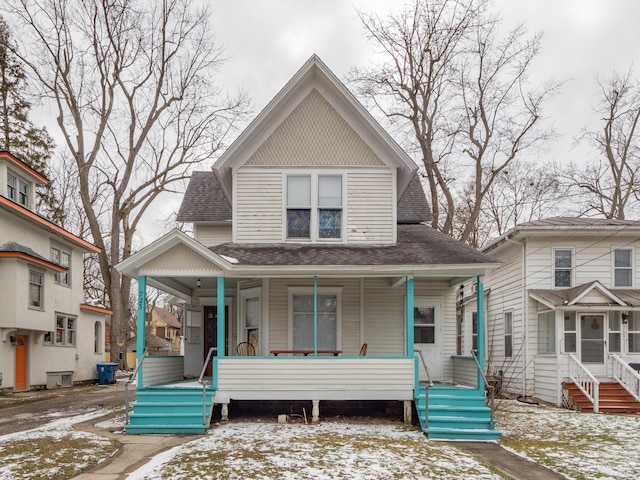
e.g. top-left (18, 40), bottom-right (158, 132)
top-left (477, 217), bottom-right (640, 413)
top-left (0, 151), bottom-right (111, 392)
top-left (117, 56), bottom-right (501, 440)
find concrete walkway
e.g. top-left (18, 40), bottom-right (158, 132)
top-left (455, 442), bottom-right (567, 480)
top-left (73, 413), bottom-right (199, 480)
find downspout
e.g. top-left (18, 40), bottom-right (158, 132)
top-left (477, 275), bottom-right (485, 390)
top-left (314, 275), bottom-right (318, 355)
top-left (406, 276), bottom-right (414, 356)
top-left (136, 275), bottom-right (147, 389)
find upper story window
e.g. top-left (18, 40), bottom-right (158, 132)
top-left (51, 246), bottom-right (71, 286)
top-left (553, 248), bottom-right (573, 288)
top-left (613, 247), bottom-right (633, 287)
top-left (7, 172), bottom-right (30, 209)
top-left (286, 174), bottom-right (343, 241)
top-left (29, 270), bottom-right (44, 309)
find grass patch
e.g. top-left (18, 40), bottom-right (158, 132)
top-left (0, 433), bottom-right (119, 480)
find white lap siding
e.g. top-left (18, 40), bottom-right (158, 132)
top-left (346, 171), bottom-right (395, 243)
top-left (234, 171), bottom-right (283, 243)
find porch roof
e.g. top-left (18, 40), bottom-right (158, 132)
top-left (529, 281), bottom-right (640, 309)
top-left (211, 224), bottom-right (497, 271)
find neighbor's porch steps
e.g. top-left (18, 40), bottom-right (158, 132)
top-left (125, 385), bottom-right (216, 434)
top-left (563, 381), bottom-right (640, 413)
top-left (415, 384), bottom-right (501, 441)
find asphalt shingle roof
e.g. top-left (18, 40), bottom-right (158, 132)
top-left (0, 241), bottom-right (51, 263)
top-left (211, 224), bottom-right (496, 267)
top-left (518, 217), bottom-right (640, 228)
top-left (530, 281), bottom-right (640, 307)
top-left (176, 172), bottom-right (231, 223)
top-left (398, 172), bottom-right (432, 224)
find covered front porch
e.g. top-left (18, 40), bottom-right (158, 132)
top-left (117, 230), bottom-right (497, 439)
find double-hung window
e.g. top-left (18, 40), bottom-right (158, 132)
top-left (55, 313), bottom-right (76, 346)
top-left (51, 246), bottom-right (71, 286)
top-left (7, 172), bottom-right (30, 208)
top-left (613, 247), bottom-right (633, 287)
top-left (29, 270), bottom-right (44, 309)
top-left (563, 312), bottom-right (576, 353)
top-left (553, 248), bottom-right (573, 287)
top-left (286, 174), bottom-right (343, 241)
top-left (629, 313), bottom-right (640, 353)
top-left (504, 311), bottom-right (513, 357)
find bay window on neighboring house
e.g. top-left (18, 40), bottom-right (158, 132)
top-left (563, 312), bottom-right (576, 353)
top-left (538, 311), bottom-right (555, 353)
top-left (289, 288), bottom-right (340, 350)
top-left (613, 247), bottom-right (633, 287)
top-left (553, 248), bottom-right (573, 288)
top-left (629, 313), bottom-right (640, 353)
top-left (286, 174), bottom-right (343, 241)
top-left (29, 270), bottom-right (44, 309)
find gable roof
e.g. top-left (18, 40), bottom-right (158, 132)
top-left (213, 55), bottom-right (418, 200)
top-left (153, 307), bottom-right (182, 329)
top-left (529, 281), bottom-right (640, 309)
top-left (483, 216), bottom-right (640, 253)
top-left (0, 241), bottom-right (66, 272)
top-left (176, 171), bottom-right (231, 223)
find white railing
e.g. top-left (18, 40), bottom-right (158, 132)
top-left (609, 354), bottom-right (640, 402)
top-left (566, 353), bottom-right (600, 413)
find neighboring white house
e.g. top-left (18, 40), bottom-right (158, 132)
top-left (116, 55), bottom-right (501, 439)
top-left (0, 151), bottom-right (111, 392)
top-left (472, 217), bottom-right (640, 411)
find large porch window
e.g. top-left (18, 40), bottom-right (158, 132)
top-left (563, 312), bottom-right (576, 353)
top-left (538, 310), bottom-right (555, 353)
top-left (289, 288), bottom-right (341, 350)
top-left (629, 313), bottom-right (640, 353)
top-left (609, 313), bottom-right (622, 353)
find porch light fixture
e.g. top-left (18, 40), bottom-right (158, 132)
top-left (196, 278), bottom-right (202, 288)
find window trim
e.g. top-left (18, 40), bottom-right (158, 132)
top-left (612, 246), bottom-right (634, 288)
top-left (284, 172), bottom-right (345, 243)
top-left (50, 312), bottom-right (77, 346)
top-left (287, 286), bottom-right (342, 350)
top-left (504, 311), bottom-right (513, 358)
top-left (28, 269), bottom-right (44, 310)
top-left (7, 170), bottom-right (30, 208)
top-left (51, 245), bottom-right (71, 287)
top-left (239, 287), bottom-right (262, 355)
top-left (553, 247), bottom-right (574, 288)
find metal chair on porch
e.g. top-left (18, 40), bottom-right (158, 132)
top-left (237, 342), bottom-right (256, 356)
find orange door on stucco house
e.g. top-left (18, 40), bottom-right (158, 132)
top-left (15, 334), bottom-right (28, 391)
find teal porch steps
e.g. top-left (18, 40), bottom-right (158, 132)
top-left (415, 384), bottom-right (501, 441)
top-left (125, 384), bottom-right (216, 435)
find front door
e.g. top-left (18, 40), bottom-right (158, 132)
top-left (580, 314), bottom-right (605, 375)
top-left (414, 297), bottom-right (442, 382)
top-left (203, 305), bottom-right (230, 376)
top-left (14, 334), bottom-right (27, 391)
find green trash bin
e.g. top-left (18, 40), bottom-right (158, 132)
top-left (97, 362), bottom-right (118, 385)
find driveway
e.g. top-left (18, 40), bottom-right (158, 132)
top-left (0, 382), bottom-right (129, 436)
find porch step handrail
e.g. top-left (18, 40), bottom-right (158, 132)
top-left (198, 347), bottom-right (217, 426)
top-left (414, 349), bottom-right (433, 387)
top-left (124, 349), bottom-right (148, 426)
top-left (566, 353), bottom-right (600, 413)
top-left (470, 350), bottom-right (495, 429)
top-left (609, 353), bottom-right (640, 402)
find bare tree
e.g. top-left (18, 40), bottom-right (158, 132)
top-left (565, 68), bottom-right (640, 219)
top-left (351, 0), bottom-right (557, 244)
top-left (7, 0), bottom-right (247, 366)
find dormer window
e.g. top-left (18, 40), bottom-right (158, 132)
top-left (286, 173), bottom-right (343, 241)
top-left (7, 172), bottom-right (30, 208)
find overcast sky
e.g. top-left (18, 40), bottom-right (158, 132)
top-left (209, 0), bottom-right (640, 163)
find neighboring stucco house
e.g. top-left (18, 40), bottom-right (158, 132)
top-left (473, 217), bottom-right (640, 413)
top-left (0, 151), bottom-right (111, 392)
top-left (116, 55), bottom-right (501, 439)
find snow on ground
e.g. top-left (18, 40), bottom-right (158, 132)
top-left (127, 422), bottom-right (503, 480)
top-left (0, 409), bottom-right (118, 480)
top-left (496, 399), bottom-right (640, 480)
